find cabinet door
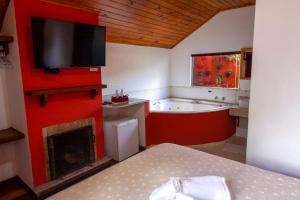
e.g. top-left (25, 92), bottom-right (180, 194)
top-left (117, 119), bottom-right (139, 161)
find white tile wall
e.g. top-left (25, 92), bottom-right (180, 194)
top-left (170, 86), bottom-right (237, 104)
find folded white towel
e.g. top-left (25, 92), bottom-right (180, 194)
top-left (149, 176), bottom-right (231, 200)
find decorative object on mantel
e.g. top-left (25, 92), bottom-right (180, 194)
top-left (111, 89), bottom-right (129, 105)
top-left (25, 84), bottom-right (107, 107)
top-left (0, 34), bottom-right (13, 68)
top-left (0, 128), bottom-right (25, 145)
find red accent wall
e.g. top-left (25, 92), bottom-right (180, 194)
top-left (147, 110), bottom-right (236, 146)
top-left (13, 0), bottom-right (104, 186)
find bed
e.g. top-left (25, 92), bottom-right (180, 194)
top-left (48, 144), bottom-right (300, 200)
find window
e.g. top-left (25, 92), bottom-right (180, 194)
top-left (191, 52), bottom-right (241, 88)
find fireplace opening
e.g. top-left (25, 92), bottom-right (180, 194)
top-left (47, 125), bottom-right (95, 180)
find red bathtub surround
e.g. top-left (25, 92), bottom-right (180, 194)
top-left (144, 101), bottom-right (153, 146)
top-left (14, 0), bottom-right (104, 186)
top-left (147, 110), bottom-right (236, 146)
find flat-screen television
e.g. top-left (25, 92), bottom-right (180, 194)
top-left (31, 16), bottom-right (106, 69)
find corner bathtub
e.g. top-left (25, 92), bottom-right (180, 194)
top-left (146, 98), bottom-right (236, 146)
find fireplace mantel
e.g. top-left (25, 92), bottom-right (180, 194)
top-left (25, 84), bottom-right (107, 107)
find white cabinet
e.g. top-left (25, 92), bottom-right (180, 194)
top-left (102, 98), bottom-right (148, 147)
top-left (104, 118), bottom-right (139, 161)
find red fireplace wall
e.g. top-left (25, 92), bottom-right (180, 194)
top-left (13, 0), bottom-right (104, 186)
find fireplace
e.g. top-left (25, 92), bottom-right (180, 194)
top-left (43, 118), bottom-right (96, 181)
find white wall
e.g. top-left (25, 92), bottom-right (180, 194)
top-left (102, 43), bottom-right (170, 101)
top-left (247, 0), bottom-right (300, 178)
top-left (0, 143), bottom-right (16, 182)
top-left (1, 1), bottom-right (33, 187)
top-left (0, 69), bottom-right (10, 129)
top-left (170, 86), bottom-right (238, 103)
top-left (0, 1), bottom-right (16, 182)
top-left (169, 6), bottom-right (255, 103)
top-left (0, 42), bottom-right (15, 183)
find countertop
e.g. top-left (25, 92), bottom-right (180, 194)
top-left (102, 98), bottom-right (148, 109)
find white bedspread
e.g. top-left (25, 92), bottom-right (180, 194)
top-left (48, 144), bottom-right (300, 200)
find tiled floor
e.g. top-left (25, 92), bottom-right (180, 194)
top-left (191, 136), bottom-right (247, 163)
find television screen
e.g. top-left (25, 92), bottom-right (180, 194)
top-left (31, 16), bottom-right (106, 69)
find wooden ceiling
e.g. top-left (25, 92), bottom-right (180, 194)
top-left (48, 0), bottom-right (255, 48)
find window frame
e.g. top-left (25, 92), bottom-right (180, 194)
top-left (190, 51), bottom-right (241, 89)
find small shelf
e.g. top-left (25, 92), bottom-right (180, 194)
top-left (0, 128), bottom-right (25, 145)
top-left (0, 35), bottom-right (13, 42)
top-left (25, 84), bottom-right (107, 107)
